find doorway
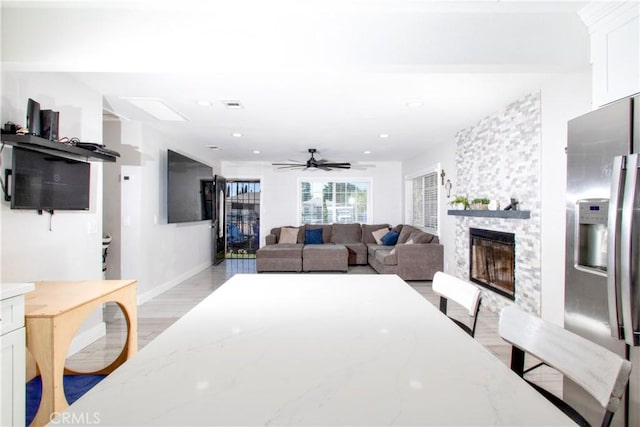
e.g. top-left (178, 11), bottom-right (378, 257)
top-left (225, 179), bottom-right (261, 259)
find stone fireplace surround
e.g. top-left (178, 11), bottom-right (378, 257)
top-left (453, 92), bottom-right (541, 315)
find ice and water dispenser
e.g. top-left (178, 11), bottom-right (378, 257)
top-left (575, 199), bottom-right (609, 273)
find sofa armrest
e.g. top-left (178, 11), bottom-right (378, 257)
top-left (395, 243), bottom-right (444, 281)
top-left (265, 234), bottom-right (277, 245)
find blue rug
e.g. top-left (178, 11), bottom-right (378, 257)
top-left (26, 374), bottom-right (106, 426)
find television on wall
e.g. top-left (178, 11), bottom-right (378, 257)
top-left (167, 149), bottom-right (213, 223)
top-left (10, 147), bottom-right (90, 211)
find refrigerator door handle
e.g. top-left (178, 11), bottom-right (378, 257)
top-left (608, 155), bottom-right (625, 339)
top-left (620, 153), bottom-right (639, 346)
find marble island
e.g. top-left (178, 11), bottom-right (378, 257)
top-left (58, 274), bottom-right (574, 426)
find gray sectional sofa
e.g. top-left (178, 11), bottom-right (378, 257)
top-left (256, 223), bottom-right (443, 281)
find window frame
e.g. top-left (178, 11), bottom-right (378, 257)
top-left (297, 177), bottom-right (373, 225)
top-left (404, 164), bottom-right (440, 235)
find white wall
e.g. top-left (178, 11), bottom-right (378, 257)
top-left (402, 141), bottom-right (456, 273)
top-left (1, 72), bottom-right (103, 282)
top-left (0, 72), bottom-right (105, 353)
top-left (122, 125), bottom-right (221, 303)
top-left (539, 72), bottom-right (592, 325)
top-left (221, 161), bottom-right (403, 244)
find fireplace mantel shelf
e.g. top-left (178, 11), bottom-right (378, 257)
top-left (447, 209), bottom-right (531, 219)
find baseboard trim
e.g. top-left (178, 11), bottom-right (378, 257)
top-left (137, 261), bottom-right (212, 305)
top-left (67, 322), bottom-right (106, 357)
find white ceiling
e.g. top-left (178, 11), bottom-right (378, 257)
top-left (1, 0), bottom-right (591, 164)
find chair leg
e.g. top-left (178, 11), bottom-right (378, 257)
top-left (510, 346), bottom-right (526, 377)
top-left (469, 298), bottom-right (481, 338)
top-left (601, 410), bottom-right (614, 427)
top-left (439, 296), bottom-right (447, 315)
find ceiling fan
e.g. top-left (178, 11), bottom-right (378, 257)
top-left (272, 148), bottom-right (352, 170)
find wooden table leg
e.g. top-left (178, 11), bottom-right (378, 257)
top-left (27, 316), bottom-right (74, 427)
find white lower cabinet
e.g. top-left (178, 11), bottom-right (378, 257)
top-left (2, 327), bottom-right (26, 426)
top-left (1, 284), bottom-right (34, 427)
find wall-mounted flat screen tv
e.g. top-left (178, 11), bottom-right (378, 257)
top-left (167, 149), bottom-right (213, 223)
top-left (11, 147), bottom-right (90, 211)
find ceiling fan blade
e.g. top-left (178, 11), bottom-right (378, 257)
top-left (275, 165), bottom-right (306, 169)
top-left (272, 162), bottom-right (306, 167)
top-left (322, 162), bottom-right (351, 169)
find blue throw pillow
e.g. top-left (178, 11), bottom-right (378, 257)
top-left (305, 228), bottom-right (324, 244)
top-left (380, 230), bottom-right (399, 246)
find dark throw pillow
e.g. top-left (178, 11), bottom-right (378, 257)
top-left (380, 230), bottom-right (400, 246)
top-left (304, 228), bottom-right (324, 244)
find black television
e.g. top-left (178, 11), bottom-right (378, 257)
top-left (167, 150), bottom-right (213, 223)
top-left (10, 147), bottom-right (90, 211)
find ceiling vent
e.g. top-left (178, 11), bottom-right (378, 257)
top-left (222, 100), bottom-right (243, 109)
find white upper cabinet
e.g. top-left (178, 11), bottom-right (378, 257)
top-left (581, 1), bottom-right (640, 107)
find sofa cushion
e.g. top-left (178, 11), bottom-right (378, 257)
top-left (304, 224), bottom-right (332, 243)
top-left (375, 249), bottom-right (397, 266)
top-left (330, 223), bottom-right (362, 243)
top-left (343, 242), bottom-right (367, 265)
top-left (367, 243), bottom-right (387, 259)
top-left (409, 230), bottom-right (436, 244)
top-left (279, 227), bottom-right (300, 244)
top-left (305, 228), bottom-right (324, 244)
top-left (371, 228), bottom-right (389, 245)
top-left (397, 225), bottom-right (416, 244)
top-left (271, 226), bottom-right (304, 243)
top-left (256, 244), bottom-right (303, 258)
top-left (380, 230), bottom-right (399, 246)
top-left (362, 224), bottom-right (390, 244)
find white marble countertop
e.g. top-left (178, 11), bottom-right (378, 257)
top-left (0, 282), bottom-right (35, 300)
top-left (60, 274), bottom-right (574, 426)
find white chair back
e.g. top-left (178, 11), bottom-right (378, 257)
top-left (499, 305), bottom-right (632, 417)
top-left (432, 271), bottom-right (482, 316)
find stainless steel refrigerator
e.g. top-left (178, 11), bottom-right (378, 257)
top-left (565, 95), bottom-right (640, 427)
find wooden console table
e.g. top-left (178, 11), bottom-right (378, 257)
top-left (24, 280), bottom-right (137, 427)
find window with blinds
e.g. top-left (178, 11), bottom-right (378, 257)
top-left (299, 179), bottom-right (371, 225)
top-left (406, 170), bottom-right (438, 234)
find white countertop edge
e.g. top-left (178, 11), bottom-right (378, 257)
top-left (0, 282), bottom-right (36, 300)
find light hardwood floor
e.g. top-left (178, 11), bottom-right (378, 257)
top-left (65, 259), bottom-right (561, 396)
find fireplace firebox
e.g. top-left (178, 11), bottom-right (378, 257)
top-left (469, 228), bottom-right (515, 300)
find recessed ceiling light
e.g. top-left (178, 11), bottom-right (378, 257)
top-left (252, 150), bottom-right (261, 154)
top-left (223, 100), bottom-right (243, 109)
top-left (406, 101), bottom-right (423, 108)
top-left (232, 132), bottom-right (243, 138)
top-left (196, 100), bottom-right (213, 107)
top-left (206, 145), bottom-right (220, 150)
top-left (379, 133), bottom-right (389, 139)
top-left (122, 97), bottom-right (188, 121)
top-left (364, 150), bottom-right (372, 154)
